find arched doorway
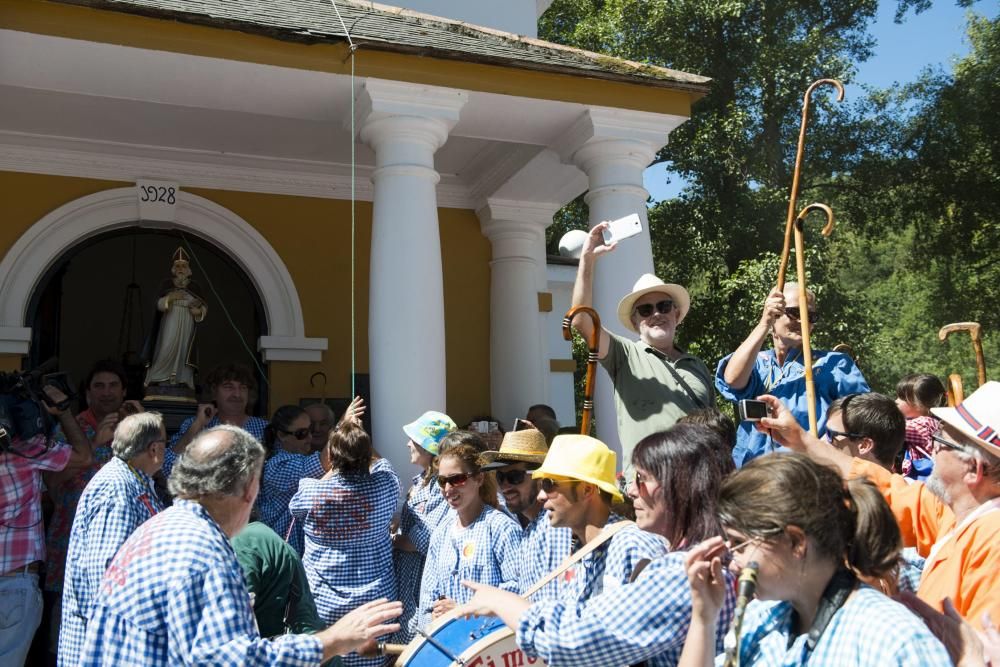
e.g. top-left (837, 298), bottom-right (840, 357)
top-left (27, 227), bottom-right (269, 413)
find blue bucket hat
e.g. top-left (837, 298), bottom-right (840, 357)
top-left (402, 411), bottom-right (456, 456)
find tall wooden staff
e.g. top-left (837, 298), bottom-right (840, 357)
top-left (790, 204), bottom-right (834, 435)
top-left (563, 306), bottom-right (601, 434)
top-left (776, 79), bottom-right (845, 291)
top-left (938, 322), bottom-right (987, 405)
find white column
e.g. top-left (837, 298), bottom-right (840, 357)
top-left (478, 200), bottom-right (555, 426)
top-left (358, 79), bottom-right (468, 478)
top-left (555, 108), bottom-right (682, 456)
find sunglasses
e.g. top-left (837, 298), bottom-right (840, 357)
top-left (539, 478), bottom-right (578, 494)
top-left (495, 469), bottom-right (529, 485)
top-left (931, 433), bottom-right (966, 454)
top-left (437, 473), bottom-right (473, 489)
top-left (280, 428), bottom-right (311, 440)
top-left (825, 426), bottom-right (865, 441)
top-left (783, 308), bottom-right (820, 323)
top-left (634, 299), bottom-right (675, 319)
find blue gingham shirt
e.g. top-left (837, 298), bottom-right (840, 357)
top-left (258, 448), bottom-right (325, 555)
top-left (79, 499), bottom-right (322, 666)
top-left (555, 516), bottom-right (668, 605)
top-left (164, 415), bottom-right (268, 478)
top-left (416, 504), bottom-right (521, 631)
top-left (518, 508), bottom-right (573, 600)
top-left (716, 349), bottom-right (869, 467)
top-left (58, 456), bottom-right (163, 667)
top-left (518, 550), bottom-right (735, 667)
top-left (726, 585), bottom-right (950, 665)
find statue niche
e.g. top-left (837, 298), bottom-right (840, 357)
top-left (143, 247), bottom-right (206, 402)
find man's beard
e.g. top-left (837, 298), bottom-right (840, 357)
top-left (925, 467), bottom-right (952, 505)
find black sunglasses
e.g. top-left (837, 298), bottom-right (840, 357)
top-left (826, 426), bottom-right (864, 441)
top-left (634, 299), bottom-right (674, 319)
top-left (539, 478), bottom-right (578, 494)
top-left (437, 473), bottom-right (472, 489)
top-left (495, 469), bottom-right (529, 485)
top-left (784, 307), bottom-right (820, 323)
top-left (280, 428), bottom-right (311, 440)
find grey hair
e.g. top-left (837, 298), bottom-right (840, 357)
top-left (305, 402), bottom-right (335, 421)
top-left (168, 425), bottom-right (264, 499)
top-left (955, 442), bottom-right (1000, 483)
top-left (112, 412), bottom-right (165, 461)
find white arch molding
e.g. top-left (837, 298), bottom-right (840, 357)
top-left (0, 187), bottom-right (327, 361)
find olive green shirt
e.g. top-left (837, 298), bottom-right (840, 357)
top-left (600, 331), bottom-right (714, 469)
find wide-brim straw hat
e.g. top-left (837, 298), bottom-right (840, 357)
top-left (532, 434), bottom-right (623, 502)
top-left (480, 429), bottom-right (549, 470)
top-left (616, 273), bottom-right (691, 333)
top-left (931, 381), bottom-right (1000, 458)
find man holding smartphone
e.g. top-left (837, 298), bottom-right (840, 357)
top-left (570, 222), bottom-right (713, 475)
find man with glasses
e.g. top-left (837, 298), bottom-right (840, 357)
top-left (755, 382), bottom-right (1000, 629)
top-left (58, 412), bottom-right (167, 666)
top-left (571, 222), bottom-right (713, 472)
top-left (481, 428), bottom-right (573, 600)
top-left (716, 282), bottom-right (869, 467)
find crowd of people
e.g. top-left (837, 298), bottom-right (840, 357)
top-left (1, 220), bottom-right (998, 666)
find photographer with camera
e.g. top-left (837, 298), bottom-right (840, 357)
top-left (0, 371), bottom-right (89, 667)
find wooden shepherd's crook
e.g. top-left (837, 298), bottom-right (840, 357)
top-left (563, 306), bottom-right (602, 435)
top-left (793, 203), bottom-right (834, 436)
top-left (938, 322), bottom-right (987, 388)
top-left (776, 79), bottom-right (845, 291)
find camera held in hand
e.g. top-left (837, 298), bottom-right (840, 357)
top-left (0, 357), bottom-right (75, 453)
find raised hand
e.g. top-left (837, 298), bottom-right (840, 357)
top-left (684, 537), bottom-right (728, 623)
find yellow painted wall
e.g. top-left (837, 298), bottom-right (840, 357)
top-left (0, 172), bottom-right (492, 421)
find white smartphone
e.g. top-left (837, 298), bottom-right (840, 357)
top-left (602, 213), bottom-right (643, 245)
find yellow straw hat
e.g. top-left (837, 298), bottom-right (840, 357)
top-left (480, 429), bottom-right (549, 470)
top-left (532, 434), bottom-right (622, 502)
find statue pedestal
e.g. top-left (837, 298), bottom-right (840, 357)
top-left (143, 385), bottom-right (198, 435)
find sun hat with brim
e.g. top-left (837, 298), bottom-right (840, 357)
top-left (531, 434), bottom-right (623, 502)
top-left (616, 273), bottom-right (691, 333)
top-left (402, 410), bottom-right (456, 456)
top-left (481, 429), bottom-right (549, 470)
top-left (931, 381), bottom-right (1000, 458)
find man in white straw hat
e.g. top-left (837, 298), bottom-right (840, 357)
top-left (755, 381), bottom-right (1000, 630)
top-left (571, 222), bottom-right (713, 470)
top-left (481, 427), bottom-right (573, 600)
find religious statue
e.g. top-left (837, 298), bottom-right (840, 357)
top-left (143, 247), bottom-right (206, 400)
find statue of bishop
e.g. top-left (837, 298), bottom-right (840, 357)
top-left (144, 247), bottom-right (206, 395)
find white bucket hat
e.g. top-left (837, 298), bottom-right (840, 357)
top-left (616, 273), bottom-right (691, 333)
top-left (931, 381), bottom-right (1000, 458)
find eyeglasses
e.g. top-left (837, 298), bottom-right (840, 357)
top-left (931, 433), bottom-right (966, 454)
top-left (437, 473), bottom-right (472, 489)
top-left (495, 469), bottom-right (528, 485)
top-left (539, 478), bottom-right (577, 494)
top-left (634, 299), bottom-right (675, 319)
top-left (280, 428), bottom-right (311, 440)
top-left (825, 426), bottom-right (865, 441)
top-left (783, 308), bottom-right (820, 323)
top-left (633, 469), bottom-right (656, 490)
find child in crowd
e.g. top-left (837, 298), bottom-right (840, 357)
top-left (895, 373), bottom-right (946, 481)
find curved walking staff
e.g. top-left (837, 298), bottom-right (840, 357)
top-left (792, 202), bottom-right (834, 435)
top-left (939, 321), bottom-right (987, 389)
top-left (776, 79), bottom-right (845, 291)
top-left (563, 306), bottom-right (602, 434)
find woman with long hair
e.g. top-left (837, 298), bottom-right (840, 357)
top-left (459, 423), bottom-right (738, 666)
top-left (289, 422), bottom-right (399, 667)
top-left (257, 404), bottom-right (329, 555)
top-left (679, 452), bottom-right (950, 666)
top-left (415, 443), bottom-right (521, 632)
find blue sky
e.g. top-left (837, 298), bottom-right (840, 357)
top-left (644, 0), bottom-right (998, 202)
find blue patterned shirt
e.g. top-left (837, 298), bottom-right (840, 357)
top-left (58, 456), bottom-right (163, 667)
top-left (258, 448), bottom-right (325, 555)
top-left (716, 349), bottom-right (869, 467)
top-left (518, 508), bottom-right (573, 601)
top-left (518, 550), bottom-right (735, 667)
top-left (164, 415), bottom-right (268, 478)
top-left (79, 499), bottom-right (322, 666)
top-left (726, 585), bottom-right (950, 665)
top-left (416, 504), bottom-right (521, 632)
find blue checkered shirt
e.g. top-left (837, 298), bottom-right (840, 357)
top-left (518, 550), bottom-right (736, 667)
top-left (258, 448), bottom-right (325, 555)
top-left (416, 504), bottom-right (521, 632)
top-left (78, 499), bottom-right (322, 666)
top-left (58, 456), bottom-right (163, 667)
top-left (164, 415), bottom-right (268, 478)
top-left (726, 585), bottom-right (950, 665)
top-left (290, 458), bottom-right (399, 667)
top-left (518, 508), bottom-right (573, 601)
top-left (555, 516), bottom-right (667, 606)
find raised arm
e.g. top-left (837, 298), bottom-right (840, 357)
top-left (722, 289), bottom-right (785, 390)
top-left (43, 386), bottom-right (92, 471)
top-left (755, 394), bottom-right (853, 477)
top-left (571, 223), bottom-right (614, 359)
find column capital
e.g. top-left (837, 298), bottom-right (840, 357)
top-left (477, 199), bottom-right (557, 241)
top-left (357, 79), bottom-right (468, 149)
top-left (553, 106), bottom-right (686, 168)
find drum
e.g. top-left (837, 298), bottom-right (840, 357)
top-left (394, 610), bottom-right (545, 667)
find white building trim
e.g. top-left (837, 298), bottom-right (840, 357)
top-left (0, 187), bottom-right (327, 361)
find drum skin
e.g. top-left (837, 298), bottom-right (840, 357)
top-left (396, 610), bottom-right (546, 667)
